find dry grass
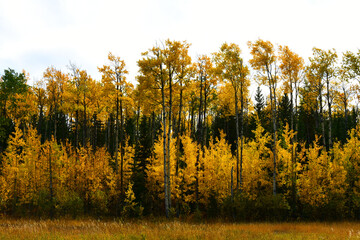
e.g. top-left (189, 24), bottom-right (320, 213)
top-left (0, 218), bottom-right (360, 239)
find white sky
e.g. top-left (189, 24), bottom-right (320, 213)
top-left (0, 0), bottom-right (359, 88)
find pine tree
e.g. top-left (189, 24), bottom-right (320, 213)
top-left (254, 86), bottom-right (265, 118)
top-left (278, 94), bottom-right (292, 128)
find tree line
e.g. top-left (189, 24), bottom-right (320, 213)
top-left (0, 39), bottom-right (360, 220)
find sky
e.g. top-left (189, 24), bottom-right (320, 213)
top-left (0, 0), bottom-right (359, 89)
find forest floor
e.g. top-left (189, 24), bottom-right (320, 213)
top-left (0, 218), bottom-right (360, 239)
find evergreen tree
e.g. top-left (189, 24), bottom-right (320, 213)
top-left (278, 94), bottom-right (292, 129)
top-left (254, 86), bottom-right (265, 118)
top-left (131, 115), bottom-right (159, 213)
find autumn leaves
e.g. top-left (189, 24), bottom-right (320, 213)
top-left (0, 38), bottom-right (360, 219)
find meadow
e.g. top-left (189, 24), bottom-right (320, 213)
top-left (1, 219), bottom-right (360, 239)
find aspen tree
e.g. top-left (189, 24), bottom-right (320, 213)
top-left (214, 43), bottom-right (249, 191)
top-left (249, 39), bottom-right (279, 195)
top-left (341, 51), bottom-right (360, 129)
top-left (138, 44), bottom-right (170, 217)
top-left (43, 67), bottom-right (68, 141)
top-left (99, 53), bottom-right (131, 200)
top-left (194, 55), bottom-right (216, 201)
top-left (278, 46), bottom-right (304, 208)
top-left (308, 48), bottom-right (338, 150)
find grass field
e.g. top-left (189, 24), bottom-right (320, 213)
top-left (1, 219), bottom-right (360, 239)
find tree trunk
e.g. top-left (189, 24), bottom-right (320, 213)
top-left (190, 104), bottom-right (195, 138)
top-left (177, 82), bottom-right (183, 139)
top-left (115, 94), bottom-right (119, 174)
top-left (75, 110), bottom-right (79, 149)
top-left (136, 105), bottom-right (140, 146)
top-left (167, 71), bottom-right (173, 210)
top-left (93, 114), bottom-right (98, 148)
top-left (290, 78), bottom-right (294, 181)
top-left (269, 81), bottom-right (277, 196)
top-left (54, 105), bottom-right (57, 141)
top-left (319, 90), bottom-right (326, 147)
top-left (107, 116), bottom-right (111, 152)
top-left (240, 81), bottom-right (244, 192)
top-left (234, 88), bottom-right (240, 191)
top-left (162, 89), bottom-right (169, 218)
top-left (160, 64), bottom-right (169, 218)
top-left (203, 77), bottom-right (208, 148)
top-left (344, 98), bottom-right (348, 136)
top-left (38, 105), bottom-right (44, 143)
top-left (151, 112), bottom-right (155, 150)
top-left (83, 93), bottom-right (87, 146)
top-left (265, 63), bottom-right (278, 196)
top-left (272, 86), bottom-right (277, 196)
top-left (290, 78), bottom-right (297, 215)
top-left (196, 74), bottom-right (204, 203)
top-left (231, 166), bottom-right (235, 220)
top-left (120, 96), bottom-right (124, 198)
top-left (49, 143), bottom-right (54, 218)
top-left (295, 82), bottom-right (299, 143)
top-left (326, 74), bottom-right (332, 150)
top-left (175, 80), bottom-right (183, 217)
top-left (176, 80), bottom-right (184, 177)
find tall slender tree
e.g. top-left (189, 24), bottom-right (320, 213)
top-left (278, 45), bottom-right (304, 210)
top-left (99, 52), bottom-right (131, 200)
top-left (278, 45), bottom-right (304, 135)
top-left (248, 39), bottom-right (279, 195)
top-left (43, 67), bottom-right (68, 141)
top-left (342, 50), bottom-right (360, 122)
top-left (214, 43), bottom-right (249, 191)
top-left (307, 48), bottom-right (337, 150)
top-left (137, 44), bottom-right (170, 217)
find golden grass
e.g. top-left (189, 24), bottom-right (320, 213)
top-left (1, 219), bottom-right (360, 239)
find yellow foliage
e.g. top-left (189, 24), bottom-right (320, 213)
top-left (0, 124), bottom-right (43, 209)
top-left (242, 120), bottom-right (272, 199)
top-left (298, 136), bottom-right (347, 208)
top-left (277, 124), bottom-right (302, 199)
top-left (146, 132), bottom-right (176, 201)
top-left (199, 132), bottom-right (234, 204)
top-left (0, 124), bottom-right (117, 213)
top-left (99, 52), bottom-right (134, 117)
top-left (111, 138), bottom-right (134, 197)
top-left (176, 134), bottom-right (198, 203)
top-left (248, 39), bottom-right (277, 85)
top-left (278, 45), bottom-right (304, 95)
top-left (343, 126), bottom-right (360, 206)
top-left (298, 137), bottom-right (329, 207)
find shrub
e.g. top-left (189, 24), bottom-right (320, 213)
top-left (56, 190), bottom-right (84, 218)
top-left (223, 193), bottom-right (290, 221)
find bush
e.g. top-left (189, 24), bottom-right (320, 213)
top-left (207, 192), bottom-right (219, 218)
top-left (33, 189), bottom-right (52, 217)
top-left (56, 190), bottom-right (84, 218)
top-left (223, 193), bottom-right (290, 221)
top-left (91, 190), bottom-right (109, 216)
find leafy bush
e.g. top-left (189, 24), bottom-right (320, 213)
top-left (223, 193), bottom-right (290, 221)
top-left (33, 189), bottom-right (52, 217)
top-left (91, 190), bottom-right (109, 216)
top-left (56, 190), bottom-right (84, 218)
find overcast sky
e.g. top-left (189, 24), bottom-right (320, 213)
top-left (0, 0), bottom-right (359, 86)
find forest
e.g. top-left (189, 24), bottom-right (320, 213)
top-left (0, 39), bottom-right (360, 221)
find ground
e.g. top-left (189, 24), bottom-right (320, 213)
top-left (0, 219), bottom-right (360, 239)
